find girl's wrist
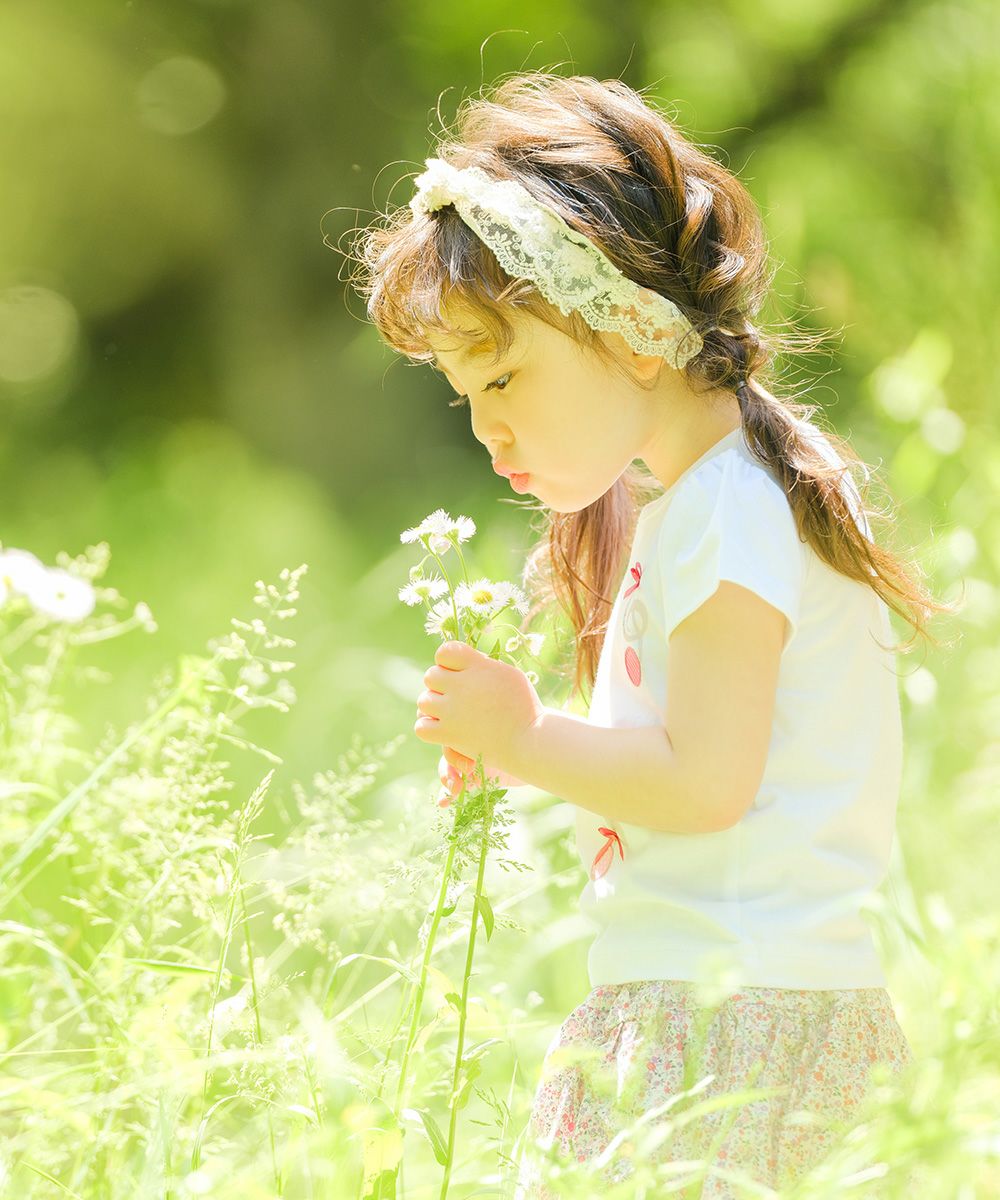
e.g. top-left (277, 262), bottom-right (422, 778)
top-left (507, 704), bottom-right (553, 787)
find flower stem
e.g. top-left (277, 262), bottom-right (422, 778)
top-left (451, 542), bottom-right (472, 589)
top-left (423, 540), bottom-right (465, 642)
top-left (438, 764), bottom-right (495, 1200)
top-left (239, 878), bottom-right (281, 1194)
top-left (391, 776), bottom-right (468, 1120)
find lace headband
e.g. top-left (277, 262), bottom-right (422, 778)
top-left (408, 157), bottom-right (705, 371)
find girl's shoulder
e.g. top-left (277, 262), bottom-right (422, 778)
top-left (637, 432), bottom-right (792, 536)
top-left (666, 443), bottom-right (800, 546)
top-left (638, 436), bottom-right (806, 649)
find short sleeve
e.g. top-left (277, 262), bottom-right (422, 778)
top-left (656, 454), bottom-right (805, 651)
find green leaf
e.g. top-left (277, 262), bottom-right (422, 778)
top-left (444, 991), bottom-right (463, 1013)
top-left (402, 1106), bottom-right (449, 1167)
top-left (462, 1038), bottom-right (504, 1066)
top-left (124, 957), bottom-right (218, 977)
top-left (453, 1059), bottom-right (482, 1112)
top-left (286, 1103), bottom-right (318, 1123)
top-left (477, 893), bottom-right (494, 940)
top-left (332, 953), bottom-right (419, 986)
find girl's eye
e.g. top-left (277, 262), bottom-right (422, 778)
top-left (448, 372), bottom-right (512, 408)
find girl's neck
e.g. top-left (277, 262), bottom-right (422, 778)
top-left (638, 384), bottom-right (742, 494)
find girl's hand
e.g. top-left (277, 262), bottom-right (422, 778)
top-left (417, 640), bottom-right (542, 786)
top-left (437, 747), bottom-right (527, 801)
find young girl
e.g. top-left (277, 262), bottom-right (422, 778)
top-left (350, 72), bottom-right (953, 1197)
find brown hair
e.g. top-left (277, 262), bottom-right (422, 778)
top-left (344, 71), bottom-right (960, 708)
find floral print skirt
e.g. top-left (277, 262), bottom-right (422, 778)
top-left (512, 979), bottom-right (914, 1199)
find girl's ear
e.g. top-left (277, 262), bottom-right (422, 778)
top-left (609, 285), bottom-right (675, 383)
top-left (602, 324), bottom-right (665, 384)
top-left (628, 349), bottom-right (667, 383)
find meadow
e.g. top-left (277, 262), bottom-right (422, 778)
top-left (2, 0), bottom-right (998, 1195)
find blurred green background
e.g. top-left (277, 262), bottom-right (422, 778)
top-left (2, 0), bottom-right (998, 1167)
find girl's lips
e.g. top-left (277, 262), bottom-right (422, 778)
top-left (509, 473), bottom-right (531, 493)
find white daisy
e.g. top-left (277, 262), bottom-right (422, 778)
top-left (451, 515), bottom-right (476, 544)
top-left (455, 578), bottom-right (504, 616)
top-left (456, 578), bottom-right (529, 619)
top-left (506, 583), bottom-right (530, 614)
top-left (423, 598), bottom-right (461, 639)
top-left (21, 567), bottom-right (96, 623)
top-left (399, 509), bottom-right (476, 556)
top-left (398, 577), bottom-right (450, 607)
top-left (494, 580), bottom-right (529, 616)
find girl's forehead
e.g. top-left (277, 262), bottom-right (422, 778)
top-left (427, 309), bottom-right (544, 365)
top-left (428, 340), bottom-right (496, 367)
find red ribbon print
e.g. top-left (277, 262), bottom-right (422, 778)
top-left (590, 826), bottom-right (624, 881)
top-left (624, 562), bottom-right (643, 597)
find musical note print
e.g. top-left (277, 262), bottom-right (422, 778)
top-left (622, 560), bottom-right (647, 687)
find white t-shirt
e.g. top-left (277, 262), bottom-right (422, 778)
top-left (577, 422), bottom-right (902, 991)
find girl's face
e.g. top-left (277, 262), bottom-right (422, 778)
top-left (427, 306), bottom-right (659, 514)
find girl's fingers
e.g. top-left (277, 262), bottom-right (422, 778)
top-left (437, 754), bottom-right (462, 795)
top-left (442, 745), bottom-right (474, 774)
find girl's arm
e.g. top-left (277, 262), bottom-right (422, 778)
top-left (508, 708), bottom-right (720, 833)
top-left (507, 580), bottom-right (787, 835)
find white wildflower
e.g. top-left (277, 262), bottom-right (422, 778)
top-left (0, 548), bottom-right (49, 599)
top-left (504, 582), bottom-right (529, 616)
top-left (238, 660), bottom-right (270, 688)
top-left (505, 631), bottom-right (545, 656)
top-left (455, 578), bottom-right (527, 618)
top-left (398, 577), bottom-right (449, 607)
top-left (134, 600), bottom-right (158, 632)
top-left (400, 525), bottom-right (430, 547)
top-left (423, 598), bottom-right (461, 639)
top-left (448, 514), bottom-right (476, 543)
top-left (455, 578), bottom-right (504, 616)
top-left (20, 564), bottom-right (96, 623)
top-left (399, 508), bottom-right (476, 555)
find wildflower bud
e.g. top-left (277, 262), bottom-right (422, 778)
top-left (409, 565), bottom-right (424, 582)
top-left (133, 601), bottom-right (157, 632)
